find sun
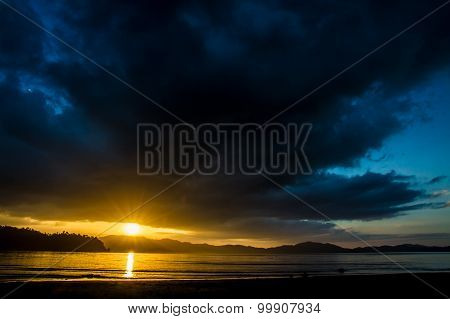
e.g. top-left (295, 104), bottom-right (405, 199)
top-left (123, 223), bottom-right (141, 236)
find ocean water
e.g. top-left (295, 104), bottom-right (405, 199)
top-left (0, 252), bottom-right (449, 281)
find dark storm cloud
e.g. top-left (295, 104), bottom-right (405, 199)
top-left (29, 0), bottom-right (450, 168)
top-left (279, 172), bottom-right (445, 220)
top-left (204, 218), bottom-right (343, 242)
top-left (0, 0), bottom-right (450, 235)
top-left (428, 176), bottom-right (447, 185)
top-left (163, 172), bottom-right (443, 227)
top-left (0, 1), bottom-right (43, 70)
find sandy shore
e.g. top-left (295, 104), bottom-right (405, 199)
top-left (1, 273), bottom-right (449, 298)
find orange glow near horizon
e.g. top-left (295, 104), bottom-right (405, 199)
top-left (0, 212), bottom-right (197, 241)
top-left (0, 212), bottom-right (374, 248)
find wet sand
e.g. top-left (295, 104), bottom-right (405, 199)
top-left (1, 273), bottom-right (449, 298)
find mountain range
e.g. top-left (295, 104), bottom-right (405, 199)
top-left (101, 235), bottom-right (450, 254)
top-left (2, 225), bottom-right (450, 253)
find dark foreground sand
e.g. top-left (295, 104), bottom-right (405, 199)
top-left (1, 273), bottom-right (449, 298)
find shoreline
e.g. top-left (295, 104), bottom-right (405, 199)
top-left (2, 269), bottom-right (450, 282)
top-left (1, 272), bottom-right (449, 298)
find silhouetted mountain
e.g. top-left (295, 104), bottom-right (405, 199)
top-left (0, 225), bottom-right (108, 252)
top-left (101, 235), bottom-right (450, 254)
top-left (2, 225), bottom-right (450, 254)
top-left (101, 235), bottom-right (260, 254)
top-left (353, 244), bottom-right (450, 253)
top-left (267, 242), bottom-right (350, 254)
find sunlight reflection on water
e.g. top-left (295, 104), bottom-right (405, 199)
top-left (124, 252), bottom-right (134, 278)
top-left (1, 252), bottom-right (450, 281)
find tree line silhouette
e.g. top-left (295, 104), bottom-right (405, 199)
top-left (0, 225), bottom-right (108, 252)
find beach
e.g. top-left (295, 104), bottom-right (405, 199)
top-left (1, 273), bottom-right (449, 298)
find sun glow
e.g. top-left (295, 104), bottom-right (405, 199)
top-left (123, 223), bottom-right (140, 236)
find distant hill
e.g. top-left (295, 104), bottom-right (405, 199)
top-left (100, 235), bottom-right (450, 254)
top-left (101, 235), bottom-right (261, 254)
top-left (353, 244), bottom-right (450, 253)
top-left (267, 242), bottom-right (350, 254)
top-left (0, 225), bottom-right (108, 252)
top-left (2, 225), bottom-right (450, 254)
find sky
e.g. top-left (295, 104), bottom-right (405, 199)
top-left (0, 0), bottom-right (449, 248)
